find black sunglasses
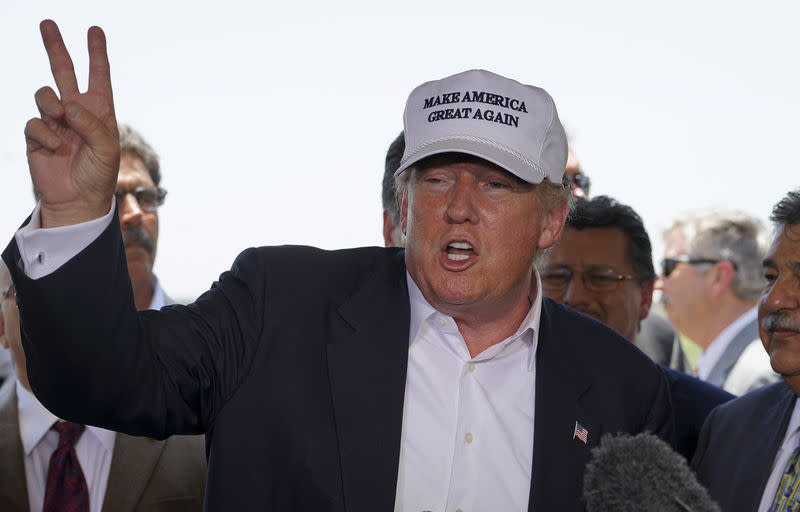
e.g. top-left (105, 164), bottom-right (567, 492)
top-left (661, 257), bottom-right (737, 277)
top-left (562, 173), bottom-right (591, 195)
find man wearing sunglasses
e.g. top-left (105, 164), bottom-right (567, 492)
top-left (659, 208), bottom-right (778, 395)
top-left (692, 190), bottom-right (800, 512)
top-left (540, 195), bottom-right (733, 461)
top-left (561, 145), bottom-right (590, 200)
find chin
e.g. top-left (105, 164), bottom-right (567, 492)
top-left (768, 351), bottom-right (800, 377)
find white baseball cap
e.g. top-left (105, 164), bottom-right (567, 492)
top-left (395, 69), bottom-right (568, 185)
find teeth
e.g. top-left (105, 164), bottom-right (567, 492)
top-left (448, 242), bottom-right (473, 250)
top-left (447, 253), bottom-right (470, 261)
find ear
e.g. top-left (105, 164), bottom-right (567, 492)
top-left (639, 280), bottom-right (655, 321)
top-left (398, 186), bottom-right (410, 236)
top-left (536, 201), bottom-right (569, 250)
top-left (382, 210), bottom-right (396, 248)
top-left (708, 261), bottom-right (736, 299)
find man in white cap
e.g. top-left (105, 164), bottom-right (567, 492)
top-left (6, 21), bottom-right (672, 512)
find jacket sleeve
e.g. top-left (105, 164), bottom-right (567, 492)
top-left (2, 213), bottom-right (267, 438)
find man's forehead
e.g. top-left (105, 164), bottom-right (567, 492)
top-left (117, 154), bottom-right (155, 187)
top-left (555, 227), bottom-right (631, 262)
top-left (766, 224), bottom-right (800, 266)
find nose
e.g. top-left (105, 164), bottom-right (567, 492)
top-left (761, 276), bottom-right (800, 314)
top-left (654, 275), bottom-right (665, 291)
top-left (563, 273), bottom-right (591, 307)
top-left (118, 193), bottom-right (143, 228)
top-left (445, 179), bottom-right (478, 224)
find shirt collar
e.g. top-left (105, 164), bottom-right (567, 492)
top-left (696, 307), bottom-right (758, 379)
top-left (15, 380), bottom-right (116, 456)
top-left (148, 275), bottom-right (172, 310)
top-left (405, 269), bottom-right (543, 368)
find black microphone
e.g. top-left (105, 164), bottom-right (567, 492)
top-left (583, 433), bottom-right (720, 512)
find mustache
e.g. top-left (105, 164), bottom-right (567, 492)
top-left (762, 312), bottom-right (800, 332)
top-left (122, 225), bottom-right (154, 253)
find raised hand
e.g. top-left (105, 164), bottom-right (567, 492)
top-left (24, 20), bottom-right (120, 228)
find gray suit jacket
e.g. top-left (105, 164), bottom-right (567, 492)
top-left (0, 380), bottom-right (207, 512)
top-left (670, 315), bottom-right (778, 395)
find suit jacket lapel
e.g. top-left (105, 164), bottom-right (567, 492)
top-left (0, 381), bottom-right (29, 512)
top-left (529, 300), bottom-right (594, 511)
top-left (741, 384), bottom-right (796, 510)
top-left (706, 316), bottom-right (758, 387)
top-left (327, 251), bottom-right (410, 512)
top-left (101, 433), bottom-right (166, 512)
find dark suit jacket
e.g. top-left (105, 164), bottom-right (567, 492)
top-left (692, 381), bottom-right (796, 512)
top-left (661, 366), bottom-right (733, 462)
top-left (637, 313), bottom-right (676, 366)
top-left (0, 379), bottom-right (206, 512)
top-left (3, 216), bottom-right (674, 511)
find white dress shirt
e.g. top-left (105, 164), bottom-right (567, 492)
top-left (395, 274), bottom-right (540, 512)
top-left (695, 307), bottom-right (757, 380)
top-left (758, 399), bottom-right (800, 511)
top-left (15, 202), bottom-right (541, 512)
top-left (17, 381), bottom-right (116, 512)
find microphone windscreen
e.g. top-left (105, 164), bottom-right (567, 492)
top-left (583, 433), bottom-right (719, 512)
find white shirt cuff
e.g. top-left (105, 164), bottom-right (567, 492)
top-left (15, 201), bottom-right (115, 280)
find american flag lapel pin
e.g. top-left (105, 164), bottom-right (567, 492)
top-left (573, 421), bottom-right (589, 444)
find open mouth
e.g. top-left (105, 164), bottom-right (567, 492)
top-left (446, 241), bottom-right (474, 261)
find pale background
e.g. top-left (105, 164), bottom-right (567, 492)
top-left (1, 0), bottom-right (797, 302)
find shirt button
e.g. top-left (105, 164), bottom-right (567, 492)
top-left (437, 317), bottom-right (447, 327)
top-left (465, 432), bottom-right (473, 444)
top-left (456, 509), bottom-right (464, 512)
top-left (467, 362), bottom-right (476, 372)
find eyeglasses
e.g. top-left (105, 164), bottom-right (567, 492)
top-left (1, 283), bottom-right (15, 301)
top-left (114, 186), bottom-right (167, 213)
top-left (562, 173), bottom-right (591, 195)
top-left (661, 257), bottom-right (737, 277)
top-left (541, 266), bottom-right (638, 293)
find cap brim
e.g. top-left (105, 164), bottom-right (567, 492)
top-left (395, 136), bottom-right (548, 184)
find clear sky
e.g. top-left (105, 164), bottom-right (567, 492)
top-left (1, 0), bottom-right (797, 300)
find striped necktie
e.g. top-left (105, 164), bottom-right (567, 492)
top-left (771, 444), bottom-right (800, 512)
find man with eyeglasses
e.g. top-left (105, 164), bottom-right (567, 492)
top-left (540, 195), bottom-right (733, 461)
top-left (112, 124), bottom-right (170, 310)
top-left (659, 208), bottom-right (779, 395)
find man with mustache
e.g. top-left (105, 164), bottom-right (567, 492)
top-left (693, 189), bottom-right (800, 511)
top-left (114, 124), bottom-right (170, 310)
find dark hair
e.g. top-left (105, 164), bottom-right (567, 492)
top-left (119, 124), bottom-right (161, 186)
top-left (381, 132), bottom-right (405, 225)
top-left (770, 189), bottom-right (800, 228)
top-left (567, 196), bottom-right (656, 282)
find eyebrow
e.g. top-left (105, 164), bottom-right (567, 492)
top-left (763, 258), bottom-right (800, 274)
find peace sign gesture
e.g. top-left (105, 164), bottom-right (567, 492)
top-left (24, 20), bottom-right (120, 228)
